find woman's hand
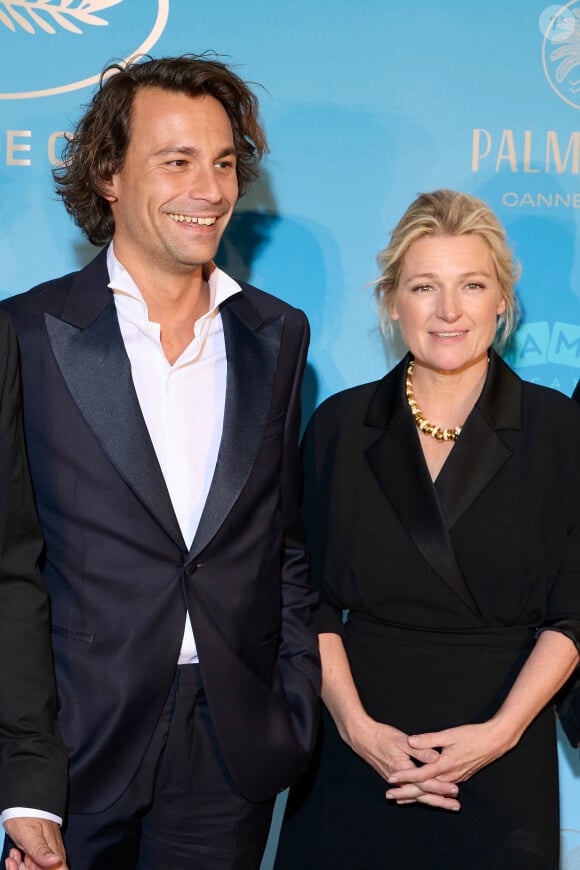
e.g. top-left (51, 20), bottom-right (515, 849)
top-left (349, 718), bottom-right (461, 810)
top-left (318, 634), bottom-right (461, 810)
top-left (386, 631), bottom-right (580, 803)
top-left (387, 719), bottom-right (513, 793)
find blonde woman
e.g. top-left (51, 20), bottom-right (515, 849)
top-left (275, 190), bottom-right (580, 869)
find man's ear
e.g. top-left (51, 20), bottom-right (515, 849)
top-left (99, 175), bottom-right (118, 204)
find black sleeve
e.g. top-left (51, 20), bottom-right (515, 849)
top-left (0, 310), bottom-right (68, 815)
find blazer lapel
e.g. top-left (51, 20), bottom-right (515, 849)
top-left (435, 351), bottom-right (520, 531)
top-left (45, 253), bottom-right (185, 550)
top-left (365, 357), bottom-right (482, 617)
top-left (189, 292), bottom-right (284, 557)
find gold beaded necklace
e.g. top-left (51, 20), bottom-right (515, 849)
top-left (405, 361), bottom-right (463, 442)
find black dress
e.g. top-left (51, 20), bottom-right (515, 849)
top-left (275, 353), bottom-right (580, 870)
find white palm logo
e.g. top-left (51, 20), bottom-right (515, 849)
top-left (0, 0), bottom-right (122, 34)
top-left (549, 6), bottom-right (580, 91)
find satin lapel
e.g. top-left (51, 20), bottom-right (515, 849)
top-left (435, 351), bottom-right (520, 531)
top-left (45, 294), bottom-right (184, 551)
top-left (365, 359), bottom-right (482, 617)
top-left (189, 295), bottom-right (283, 557)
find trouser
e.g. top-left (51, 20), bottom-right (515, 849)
top-left (4, 665), bottom-right (275, 870)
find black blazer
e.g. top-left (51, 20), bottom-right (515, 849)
top-left (302, 352), bottom-right (580, 740)
top-left (4, 250), bottom-right (320, 812)
top-left (0, 309), bottom-right (67, 815)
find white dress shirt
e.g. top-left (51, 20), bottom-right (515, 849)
top-left (108, 245), bottom-right (242, 663)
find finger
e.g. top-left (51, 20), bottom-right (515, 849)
top-left (402, 779), bottom-right (459, 797)
top-left (385, 784), bottom-right (421, 804)
top-left (388, 759), bottom-right (447, 784)
top-left (407, 746), bottom-right (440, 765)
top-left (416, 792), bottom-right (461, 811)
top-left (387, 779), bottom-right (458, 799)
top-left (408, 731), bottom-right (450, 750)
top-left (386, 783), bottom-right (420, 800)
top-left (386, 782), bottom-right (461, 810)
top-left (5, 849), bottom-right (22, 870)
top-left (422, 776), bottom-right (459, 795)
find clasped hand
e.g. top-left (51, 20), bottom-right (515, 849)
top-left (349, 719), bottom-right (460, 811)
top-left (385, 719), bottom-right (513, 807)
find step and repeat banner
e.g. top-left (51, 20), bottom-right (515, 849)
top-left (2, 1), bottom-right (580, 866)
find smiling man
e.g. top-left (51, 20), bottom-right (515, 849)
top-left (2, 56), bottom-right (320, 870)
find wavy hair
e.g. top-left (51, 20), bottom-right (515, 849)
top-left (53, 54), bottom-right (268, 246)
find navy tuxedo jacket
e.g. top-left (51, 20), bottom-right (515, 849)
top-left (4, 250), bottom-right (320, 813)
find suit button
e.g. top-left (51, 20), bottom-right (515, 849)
top-left (185, 563), bottom-right (198, 576)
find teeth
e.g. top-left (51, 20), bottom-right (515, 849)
top-left (435, 332), bottom-right (462, 337)
top-left (168, 214), bottom-right (216, 226)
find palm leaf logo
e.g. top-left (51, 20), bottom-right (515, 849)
top-left (549, 7), bottom-right (580, 85)
top-left (0, 0), bottom-right (123, 35)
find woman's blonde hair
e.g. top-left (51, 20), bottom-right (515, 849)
top-left (375, 189), bottom-right (520, 349)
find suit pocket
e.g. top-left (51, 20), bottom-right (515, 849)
top-left (263, 411), bottom-right (286, 440)
top-left (52, 624), bottom-right (94, 644)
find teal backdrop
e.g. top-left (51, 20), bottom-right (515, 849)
top-left (2, 1), bottom-right (580, 866)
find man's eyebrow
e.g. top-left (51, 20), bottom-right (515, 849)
top-left (215, 147), bottom-right (237, 159)
top-left (153, 146), bottom-right (199, 158)
top-left (152, 146), bottom-right (237, 159)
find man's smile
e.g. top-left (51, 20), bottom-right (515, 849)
top-left (167, 213), bottom-right (217, 225)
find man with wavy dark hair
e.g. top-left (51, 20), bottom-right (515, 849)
top-left (3, 55), bottom-right (320, 870)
